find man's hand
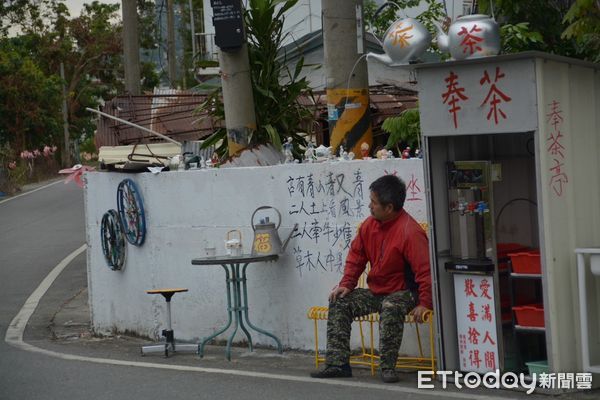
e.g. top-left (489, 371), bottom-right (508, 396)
top-left (409, 305), bottom-right (430, 323)
top-left (329, 286), bottom-right (351, 303)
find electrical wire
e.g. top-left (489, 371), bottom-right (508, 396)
top-left (495, 198), bottom-right (538, 228)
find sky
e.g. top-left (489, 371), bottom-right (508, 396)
top-left (65, 0), bottom-right (120, 17)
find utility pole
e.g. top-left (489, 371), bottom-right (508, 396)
top-left (60, 62), bottom-right (71, 167)
top-left (211, 0), bottom-right (256, 156)
top-left (167, 0), bottom-right (177, 87)
top-left (219, 44), bottom-right (255, 156)
top-left (322, 0), bottom-right (372, 158)
top-left (121, 0), bottom-right (141, 95)
top-left (189, 0), bottom-right (197, 62)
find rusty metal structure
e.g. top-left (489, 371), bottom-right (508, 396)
top-left (95, 85), bottom-right (418, 150)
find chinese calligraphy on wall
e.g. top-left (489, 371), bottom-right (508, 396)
top-left (419, 59), bottom-right (538, 136)
top-left (281, 163), bottom-right (426, 278)
top-left (441, 66), bottom-right (512, 129)
top-left (546, 100), bottom-right (568, 196)
top-left (454, 274), bottom-right (499, 373)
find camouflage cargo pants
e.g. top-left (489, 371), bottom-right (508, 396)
top-left (325, 288), bottom-right (416, 370)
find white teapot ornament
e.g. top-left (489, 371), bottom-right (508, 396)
top-left (435, 14), bottom-right (500, 60)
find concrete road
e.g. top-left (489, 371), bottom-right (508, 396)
top-left (0, 180), bottom-right (594, 400)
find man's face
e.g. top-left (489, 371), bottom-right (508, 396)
top-left (369, 191), bottom-right (393, 221)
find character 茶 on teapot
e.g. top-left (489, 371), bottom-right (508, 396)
top-left (367, 2), bottom-right (432, 66)
top-left (434, 13), bottom-right (500, 60)
top-left (367, 1), bottom-right (500, 65)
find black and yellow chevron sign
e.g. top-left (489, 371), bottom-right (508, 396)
top-left (327, 88), bottom-right (373, 158)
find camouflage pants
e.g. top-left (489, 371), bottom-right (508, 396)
top-left (325, 289), bottom-right (415, 370)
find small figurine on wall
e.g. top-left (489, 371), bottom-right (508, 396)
top-left (283, 137), bottom-right (294, 163)
top-left (402, 147), bottom-right (411, 159)
top-left (304, 140), bottom-right (316, 163)
top-left (360, 142), bottom-right (371, 159)
top-left (337, 145), bottom-right (346, 161)
top-left (211, 152), bottom-right (220, 166)
top-left (415, 148), bottom-right (422, 159)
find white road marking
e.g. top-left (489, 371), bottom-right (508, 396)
top-left (0, 180), bottom-right (62, 205)
top-left (5, 245), bottom-right (519, 400)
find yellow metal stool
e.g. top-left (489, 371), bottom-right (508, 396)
top-left (307, 307), bottom-right (436, 375)
top-left (141, 288), bottom-right (198, 357)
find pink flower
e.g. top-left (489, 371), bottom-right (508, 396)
top-left (20, 150), bottom-right (34, 160)
top-left (43, 146), bottom-right (52, 157)
top-left (52, 145), bottom-right (58, 153)
top-left (8, 161), bottom-right (16, 170)
top-left (33, 149), bottom-right (41, 157)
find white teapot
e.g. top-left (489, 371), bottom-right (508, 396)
top-left (368, 17), bottom-right (432, 66)
top-left (435, 14), bottom-right (500, 60)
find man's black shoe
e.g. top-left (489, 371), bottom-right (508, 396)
top-left (310, 364), bottom-right (352, 378)
top-left (380, 368), bottom-right (399, 383)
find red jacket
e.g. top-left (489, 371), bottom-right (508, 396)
top-left (339, 210), bottom-right (433, 309)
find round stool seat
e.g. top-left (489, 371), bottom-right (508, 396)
top-left (146, 288), bottom-right (188, 301)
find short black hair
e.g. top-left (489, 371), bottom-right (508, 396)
top-left (369, 175), bottom-right (407, 211)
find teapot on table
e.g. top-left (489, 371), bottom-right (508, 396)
top-left (251, 206), bottom-right (298, 256)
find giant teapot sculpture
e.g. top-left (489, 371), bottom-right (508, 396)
top-left (368, 17), bottom-right (432, 66)
top-left (435, 14), bottom-right (500, 60)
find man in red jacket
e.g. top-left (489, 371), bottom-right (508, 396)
top-left (310, 174), bottom-right (432, 383)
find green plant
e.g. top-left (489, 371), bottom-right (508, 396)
top-left (198, 0), bottom-right (317, 159)
top-left (500, 22), bottom-right (544, 53)
top-left (562, 0), bottom-right (600, 62)
top-left (383, 107), bottom-right (421, 152)
top-left (364, 0), bottom-right (446, 39)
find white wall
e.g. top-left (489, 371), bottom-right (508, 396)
top-left (85, 159), bottom-right (429, 353)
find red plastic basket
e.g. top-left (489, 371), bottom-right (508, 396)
top-left (509, 251), bottom-right (541, 274)
top-left (497, 243), bottom-right (529, 259)
top-left (513, 304), bottom-right (545, 327)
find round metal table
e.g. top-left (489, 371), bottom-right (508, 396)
top-left (191, 253), bottom-right (282, 360)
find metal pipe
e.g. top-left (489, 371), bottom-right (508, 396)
top-left (85, 107), bottom-right (182, 146)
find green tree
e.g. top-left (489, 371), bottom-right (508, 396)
top-left (199, 0), bottom-right (317, 159)
top-left (477, 0), bottom-right (595, 60)
top-left (364, 0), bottom-right (445, 39)
top-left (0, 40), bottom-right (62, 151)
top-left (562, 0), bottom-right (600, 62)
top-left (383, 107), bottom-right (421, 153)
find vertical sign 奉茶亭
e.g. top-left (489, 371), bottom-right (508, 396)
top-left (211, 0), bottom-right (244, 50)
top-left (453, 274), bottom-right (499, 373)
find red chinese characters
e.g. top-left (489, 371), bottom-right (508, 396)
top-left (458, 24), bottom-right (484, 55)
top-left (546, 100), bottom-right (568, 196)
top-left (464, 278), bottom-right (478, 297)
top-left (480, 67), bottom-right (512, 124)
top-left (406, 173), bottom-right (422, 202)
top-left (442, 71), bottom-right (469, 129)
top-left (457, 275), bottom-right (499, 372)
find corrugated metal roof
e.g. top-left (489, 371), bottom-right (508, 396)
top-left (95, 85), bottom-right (418, 148)
top-left (95, 90), bottom-right (217, 148)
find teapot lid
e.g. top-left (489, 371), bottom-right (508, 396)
top-left (456, 14), bottom-right (492, 21)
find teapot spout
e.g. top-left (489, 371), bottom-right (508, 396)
top-left (433, 21), bottom-right (449, 53)
top-left (366, 52), bottom-right (394, 66)
top-left (281, 223), bottom-right (299, 253)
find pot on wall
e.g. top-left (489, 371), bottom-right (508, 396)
top-left (368, 17), bottom-right (432, 66)
top-left (435, 14), bottom-right (500, 60)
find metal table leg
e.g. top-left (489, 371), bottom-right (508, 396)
top-left (234, 263), bottom-right (254, 352)
top-left (240, 262), bottom-right (283, 353)
top-left (199, 264), bottom-right (234, 358)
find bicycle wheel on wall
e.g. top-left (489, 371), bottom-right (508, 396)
top-left (117, 178), bottom-right (146, 246)
top-left (101, 209), bottom-right (126, 270)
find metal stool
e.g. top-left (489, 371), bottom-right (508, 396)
top-left (141, 288), bottom-right (198, 357)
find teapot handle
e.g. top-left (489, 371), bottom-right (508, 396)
top-left (226, 229), bottom-right (242, 241)
top-left (251, 206), bottom-right (281, 231)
